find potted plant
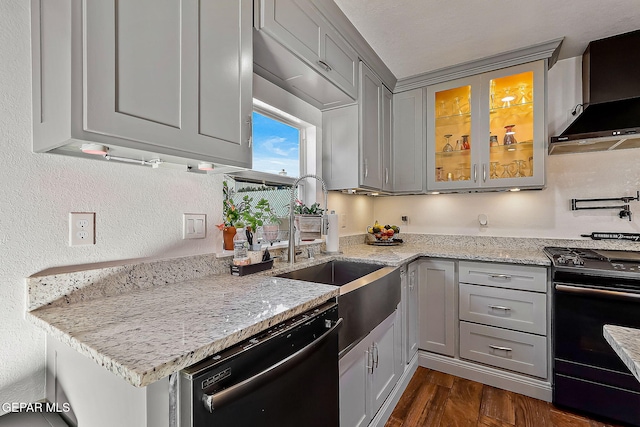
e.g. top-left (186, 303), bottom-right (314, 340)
top-left (255, 198), bottom-right (281, 244)
top-left (217, 181), bottom-right (251, 250)
top-left (291, 199), bottom-right (325, 241)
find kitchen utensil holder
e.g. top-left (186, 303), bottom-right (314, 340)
top-left (571, 191), bottom-right (639, 221)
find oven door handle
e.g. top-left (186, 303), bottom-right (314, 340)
top-left (555, 284), bottom-right (640, 301)
top-left (203, 318), bottom-right (342, 413)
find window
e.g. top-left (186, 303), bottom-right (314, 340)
top-left (225, 99), bottom-right (318, 224)
top-left (252, 110), bottom-right (302, 178)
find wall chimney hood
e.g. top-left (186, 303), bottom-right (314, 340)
top-left (549, 30), bottom-right (640, 154)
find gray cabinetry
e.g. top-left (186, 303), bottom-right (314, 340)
top-left (425, 61), bottom-right (546, 192)
top-left (418, 259), bottom-right (456, 356)
top-left (416, 258), bottom-right (551, 400)
top-left (322, 62), bottom-right (393, 192)
top-left (254, 0), bottom-right (358, 110)
top-left (392, 88), bottom-right (425, 193)
top-left (382, 87), bottom-right (393, 192)
top-left (360, 62), bottom-right (383, 190)
top-left (339, 309), bottom-right (401, 427)
top-left (32, 0), bottom-right (252, 168)
top-left (457, 260), bottom-right (548, 379)
top-left (405, 261), bottom-right (419, 362)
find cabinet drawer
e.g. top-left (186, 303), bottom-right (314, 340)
top-left (459, 261), bottom-right (547, 292)
top-left (460, 322), bottom-right (547, 378)
top-left (459, 283), bottom-right (546, 335)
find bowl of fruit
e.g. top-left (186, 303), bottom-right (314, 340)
top-left (367, 221), bottom-right (400, 244)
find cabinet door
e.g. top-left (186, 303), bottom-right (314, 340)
top-left (481, 61), bottom-right (546, 189)
top-left (322, 105), bottom-right (359, 190)
top-left (339, 337), bottom-right (371, 427)
top-left (84, 0), bottom-right (251, 167)
top-left (393, 88), bottom-right (425, 193)
top-left (370, 310), bottom-right (402, 415)
top-left (259, 0), bottom-right (322, 64)
top-left (360, 62), bottom-right (382, 189)
top-left (321, 29), bottom-right (358, 98)
top-left (382, 86), bottom-right (393, 192)
top-left (426, 76), bottom-right (482, 191)
top-left (426, 61), bottom-right (546, 192)
top-left (418, 259), bottom-right (456, 356)
top-left (406, 262), bottom-right (419, 361)
top-left (259, 0), bottom-right (357, 100)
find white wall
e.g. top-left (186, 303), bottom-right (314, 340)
top-left (0, 2), bottom-right (225, 411)
top-left (328, 192), bottom-right (374, 235)
top-left (374, 57), bottom-right (640, 238)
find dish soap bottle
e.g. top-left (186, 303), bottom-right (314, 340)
top-left (233, 227), bottom-right (250, 265)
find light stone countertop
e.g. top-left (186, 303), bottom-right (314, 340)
top-left (28, 274), bottom-right (339, 387)
top-left (336, 242), bottom-right (551, 267)
top-left (603, 325), bottom-right (640, 383)
top-left (26, 236), bottom-right (554, 389)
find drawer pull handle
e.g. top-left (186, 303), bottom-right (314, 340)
top-left (317, 60), bottom-right (332, 72)
top-left (489, 274), bottom-right (512, 280)
top-left (488, 305), bottom-right (512, 311)
top-left (489, 345), bottom-right (512, 352)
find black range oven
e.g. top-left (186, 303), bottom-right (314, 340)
top-left (545, 247), bottom-right (640, 426)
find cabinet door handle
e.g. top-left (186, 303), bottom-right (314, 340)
top-left (366, 348), bottom-right (373, 374)
top-left (373, 343), bottom-right (379, 368)
top-left (409, 271), bottom-right (415, 290)
top-left (489, 344), bottom-right (513, 353)
top-left (317, 60), bottom-right (332, 72)
top-left (483, 163), bottom-right (487, 182)
top-left (489, 274), bottom-right (512, 280)
top-left (246, 115), bottom-right (252, 147)
top-left (488, 305), bottom-right (512, 312)
top-left (473, 164), bottom-right (478, 183)
top-left (385, 167), bottom-right (389, 184)
top-left (364, 158), bottom-right (368, 178)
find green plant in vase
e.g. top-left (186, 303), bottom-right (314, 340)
top-left (217, 181), bottom-right (250, 250)
top-left (254, 198), bottom-right (281, 244)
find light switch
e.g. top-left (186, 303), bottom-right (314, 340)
top-left (183, 214), bottom-right (206, 239)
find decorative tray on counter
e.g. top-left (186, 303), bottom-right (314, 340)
top-left (367, 239), bottom-right (403, 246)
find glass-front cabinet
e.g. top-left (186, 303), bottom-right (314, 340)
top-left (426, 61), bottom-right (545, 191)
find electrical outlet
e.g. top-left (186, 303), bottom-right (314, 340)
top-left (183, 214), bottom-right (206, 239)
top-left (69, 212), bottom-right (95, 246)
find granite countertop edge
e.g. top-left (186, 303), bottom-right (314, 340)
top-left (603, 325), bottom-right (640, 383)
top-left (26, 242), bottom-right (550, 388)
top-left (27, 275), bottom-right (340, 388)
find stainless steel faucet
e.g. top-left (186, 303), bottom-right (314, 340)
top-left (288, 174), bottom-right (329, 265)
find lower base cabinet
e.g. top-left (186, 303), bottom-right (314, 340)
top-left (417, 259), bottom-right (551, 400)
top-left (340, 308), bottom-right (402, 427)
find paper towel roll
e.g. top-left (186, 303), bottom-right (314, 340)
top-left (325, 213), bottom-right (339, 253)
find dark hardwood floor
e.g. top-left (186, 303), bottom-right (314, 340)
top-left (385, 367), bottom-right (623, 427)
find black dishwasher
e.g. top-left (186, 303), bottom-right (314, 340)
top-left (179, 300), bottom-right (341, 427)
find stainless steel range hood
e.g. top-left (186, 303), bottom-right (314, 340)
top-left (549, 30), bottom-right (640, 154)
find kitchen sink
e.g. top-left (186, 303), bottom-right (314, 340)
top-left (277, 260), bottom-right (400, 356)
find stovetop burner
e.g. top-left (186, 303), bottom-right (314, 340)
top-left (544, 246), bottom-right (640, 280)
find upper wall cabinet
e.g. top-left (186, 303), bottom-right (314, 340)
top-left (393, 88), bottom-right (424, 193)
top-left (322, 62), bottom-right (392, 192)
top-left (32, 0), bottom-right (252, 169)
top-left (254, 0), bottom-right (359, 110)
top-left (426, 61), bottom-right (546, 192)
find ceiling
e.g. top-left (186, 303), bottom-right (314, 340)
top-left (333, 0), bottom-right (640, 80)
